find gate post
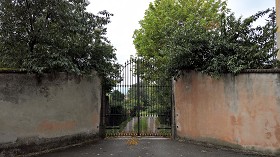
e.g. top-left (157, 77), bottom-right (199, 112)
top-left (99, 87), bottom-right (108, 138)
top-left (136, 58), bottom-right (141, 136)
top-left (171, 78), bottom-right (176, 139)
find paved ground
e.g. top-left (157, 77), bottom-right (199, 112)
top-left (36, 138), bottom-right (267, 157)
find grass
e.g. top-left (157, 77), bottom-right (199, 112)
top-left (133, 117), bottom-right (148, 133)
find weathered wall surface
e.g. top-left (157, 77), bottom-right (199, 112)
top-left (175, 71), bottom-right (280, 154)
top-left (0, 72), bottom-right (101, 144)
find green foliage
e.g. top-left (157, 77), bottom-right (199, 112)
top-left (134, 0), bottom-right (278, 78)
top-left (167, 9), bottom-right (277, 77)
top-left (133, 0), bottom-right (227, 78)
top-left (0, 0), bottom-right (120, 91)
top-left (126, 81), bottom-right (171, 117)
top-left (111, 90), bottom-right (125, 102)
top-left (158, 106), bottom-right (171, 125)
top-left (127, 82), bottom-right (151, 107)
top-left (133, 117), bottom-right (148, 132)
top-left (108, 105), bottom-right (127, 126)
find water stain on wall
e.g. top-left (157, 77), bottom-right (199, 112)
top-left (37, 120), bottom-right (77, 133)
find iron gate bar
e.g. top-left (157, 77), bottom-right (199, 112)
top-left (137, 59), bottom-right (140, 136)
top-left (105, 57), bottom-right (172, 137)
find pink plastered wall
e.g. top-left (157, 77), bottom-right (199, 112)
top-left (175, 71), bottom-right (280, 153)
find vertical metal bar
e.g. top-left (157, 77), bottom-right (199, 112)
top-left (124, 62), bottom-right (127, 129)
top-left (152, 82), bottom-right (154, 117)
top-left (148, 75), bottom-right (150, 117)
top-left (137, 58), bottom-right (140, 136)
top-left (158, 74), bottom-right (159, 117)
top-left (152, 63), bottom-right (154, 116)
top-left (147, 79), bottom-right (150, 117)
top-left (171, 78), bottom-right (176, 139)
top-left (141, 59), bottom-right (143, 117)
top-left (129, 59), bottom-right (132, 134)
top-left (130, 59), bottom-right (133, 130)
top-left (151, 64), bottom-right (154, 117)
top-left (133, 59), bottom-right (137, 135)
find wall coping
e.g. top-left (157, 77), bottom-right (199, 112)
top-left (241, 69), bottom-right (280, 73)
top-left (182, 69), bottom-right (280, 74)
top-left (0, 68), bottom-right (27, 73)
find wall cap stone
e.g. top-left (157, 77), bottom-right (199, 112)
top-left (241, 69), bottom-right (280, 73)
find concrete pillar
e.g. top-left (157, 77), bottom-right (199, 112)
top-left (277, 0), bottom-right (280, 59)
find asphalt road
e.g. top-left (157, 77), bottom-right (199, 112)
top-left (37, 138), bottom-right (266, 157)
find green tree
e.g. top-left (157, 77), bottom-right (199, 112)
top-left (167, 9), bottom-right (277, 77)
top-left (127, 82), bottom-right (151, 107)
top-left (134, 0), bottom-right (277, 78)
top-left (110, 90), bottom-right (125, 102)
top-left (133, 0), bottom-right (227, 78)
top-left (0, 0), bottom-right (119, 90)
top-left (126, 81), bottom-right (171, 115)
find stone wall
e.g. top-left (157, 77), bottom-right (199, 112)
top-left (175, 71), bottom-right (280, 154)
top-left (0, 72), bottom-right (101, 154)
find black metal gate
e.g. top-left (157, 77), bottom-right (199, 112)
top-left (105, 57), bottom-right (172, 137)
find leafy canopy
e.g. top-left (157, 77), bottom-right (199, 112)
top-left (167, 9), bottom-right (277, 77)
top-left (134, 0), bottom-right (226, 58)
top-left (133, 0), bottom-right (226, 77)
top-left (133, 0), bottom-right (277, 78)
top-left (0, 0), bottom-right (120, 90)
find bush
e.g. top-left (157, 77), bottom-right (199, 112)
top-left (158, 106), bottom-right (171, 126)
top-left (108, 105), bottom-right (127, 126)
top-left (167, 9), bottom-right (278, 78)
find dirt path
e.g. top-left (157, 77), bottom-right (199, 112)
top-left (124, 117), bottom-right (137, 132)
top-left (147, 116), bottom-right (157, 133)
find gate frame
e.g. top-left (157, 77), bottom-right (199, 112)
top-left (102, 57), bottom-right (175, 137)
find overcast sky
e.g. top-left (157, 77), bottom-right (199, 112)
top-left (87, 0), bottom-right (275, 64)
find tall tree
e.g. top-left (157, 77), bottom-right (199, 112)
top-left (111, 90), bottom-right (125, 102)
top-left (134, 0), bottom-right (277, 78)
top-left (0, 0), bottom-right (119, 90)
top-left (166, 9), bottom-right (277, 77)
top-left (133, 0), bottom-right (227, 78)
